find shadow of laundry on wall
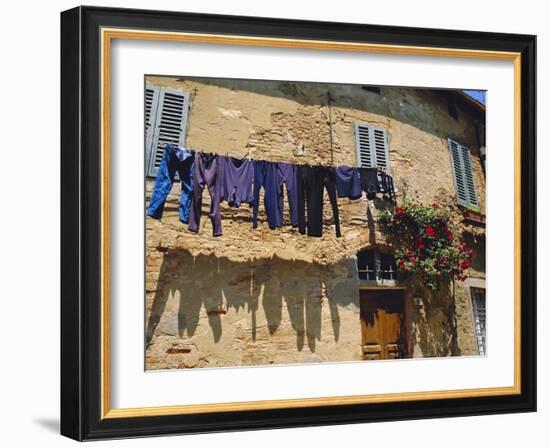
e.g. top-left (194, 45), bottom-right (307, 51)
top-left (146, 249), bottom-right (358, 352)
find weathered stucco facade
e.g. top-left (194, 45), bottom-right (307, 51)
top-left (145, 76), bottom-right (486, 370)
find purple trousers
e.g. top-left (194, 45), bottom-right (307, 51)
top-left (188, 152), bottom-right (223, 236)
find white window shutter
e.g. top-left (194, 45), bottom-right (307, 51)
top-left (448, 138), bottom-right (479, 209)
top-left (355, 124), bottom-right (374, 168)
top-left (145, 86), bottom-right (190, 177)
top-left (355, 123), bottom-right (390, 172)
top-left (372, 127), bottom-right (390, 171)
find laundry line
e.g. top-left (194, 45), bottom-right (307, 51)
top-left (147, 144), bottom-right (395, 238)
top-left (182, 145), bottom-right (381, 170)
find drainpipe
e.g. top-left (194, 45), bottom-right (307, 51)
top-left (474, 121), bottom-right (486, 176)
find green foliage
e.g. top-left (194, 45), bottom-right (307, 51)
top-left (379, 201), bottom-right (473, 290)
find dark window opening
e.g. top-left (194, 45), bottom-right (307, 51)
top-left (357, 249), bottom-right (396, 281)
top-left (448, 101), bottom-right (459, 120)
top-left (362, 86), bottom-right (381, 94)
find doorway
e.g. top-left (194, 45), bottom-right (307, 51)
top-left (360, 289), bottom-right (406, 360)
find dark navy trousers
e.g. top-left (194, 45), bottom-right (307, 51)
top-left (297, 165), bottom-right (341, 238)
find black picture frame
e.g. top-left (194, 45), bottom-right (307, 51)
top-left (61, 5), bottom-right (536, 441)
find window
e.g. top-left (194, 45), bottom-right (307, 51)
top-left (357, 248), bottom-right (396, 282)
top-left (448, 138), bottom-right (479, 209)
top-left (145, 85), bottom-right (190, 177)
top-left (470, 287), bottom-right (487, 355)
top-left (361, 86), bottom-right (381, 94)
top-left (448, 100), bottom-right (459, 120)
top-left (354, 123), bottom-right (390, 172)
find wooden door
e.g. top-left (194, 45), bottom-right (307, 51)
top-left (360, 290), bottom-right (405, 360)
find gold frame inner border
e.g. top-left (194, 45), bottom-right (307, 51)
top-left (100, 27), bottom-right (522, 419)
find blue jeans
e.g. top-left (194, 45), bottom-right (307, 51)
top-left (146, 145), bottom-right (194, 223)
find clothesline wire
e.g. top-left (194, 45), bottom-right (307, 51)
top-left (327, 91), bottom-right (334, 167)
top-left (172, 144), bottom-right (390, 173)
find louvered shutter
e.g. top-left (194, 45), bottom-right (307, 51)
top-left (448, 138), bottom-right (479, 209)
top-left (145, 86), bottom-right (190, 177)
top-left (145, 86), bottom-right (161, 163)
top-left (355, 123), bottom-right (390, 172)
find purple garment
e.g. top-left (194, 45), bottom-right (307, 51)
top-left (276, 162), bottom-right (298, 227)
top-left (188, 152), bottom-right (223, 236)
top-left (335, 166), bottom-right (362, 199)
top-left (220, 156), bottom-right (254, 207)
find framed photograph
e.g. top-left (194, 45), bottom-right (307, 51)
top-left (60, 6), bottom-right (536, 441)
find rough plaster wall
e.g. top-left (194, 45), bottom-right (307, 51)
top-left (145, 76), bottom-right (486, 369)
top-left (409, 281), bottom-right (480, 358)
top-left (146, 250), bottom-right (361, 370)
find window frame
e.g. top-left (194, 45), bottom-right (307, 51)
top-left (356, 247), bottom-right (397, 286)
top-left (470, 287), bottom-right (487, 356)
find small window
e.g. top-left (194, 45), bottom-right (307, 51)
top-left (357, 248), bottom-right (396, 282)
top-left (470, 288), bottom-right (487, 355)
top-left (354, 123), bottom-right (390, 172)
top-left (361, 86), bottom-right (381, 94)
top-left (448, 101), bottom-right (459, 120)
top-left (145, 85), bottom-right (190, 177)
top-left (448, 138), bottom-right (479, 209)
top-left (357, 250), bottom-right (376, 281)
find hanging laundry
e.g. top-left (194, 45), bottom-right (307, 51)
top-left (335, 166), bottom-right (362, 200)
top-left (188, 152), bottom-right (223, 237)
top-left (358, 167), bottom-right (378, 200)
top-left (147, 146), bottom-right (396, 237)
top-left (252, 160), bottom-right (281, 229)
top-left (276, 162), bottom-right (298, 228)
top-left (220, 156), bottom-right (254, 207)
top-left (297, 165), bottom-right (341, 238)
top-left (146, 144), bottom-right (195, 223)
top-left (378, 170), bottom-right (396, 202)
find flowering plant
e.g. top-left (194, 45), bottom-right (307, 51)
top-left (379, 202), bottom-right (473, 290)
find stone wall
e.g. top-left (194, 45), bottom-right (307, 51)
top-left (145, 76), bottom-right (486, 370)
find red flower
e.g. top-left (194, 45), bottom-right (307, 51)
top-left (446, 229), bottom-right (454, 241)
top-left (414, 236), bottom-right (425, 250)
top-left (397, 259), bottom-right (405, 266)
top-left (424, 225), bottom-right (437, 238)
top-left (432, 203), bottom-right (440, 209)
top-left (395, 207), bottom-right (404, 215)
top-left (460, 260), bottom-right (471, 270)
